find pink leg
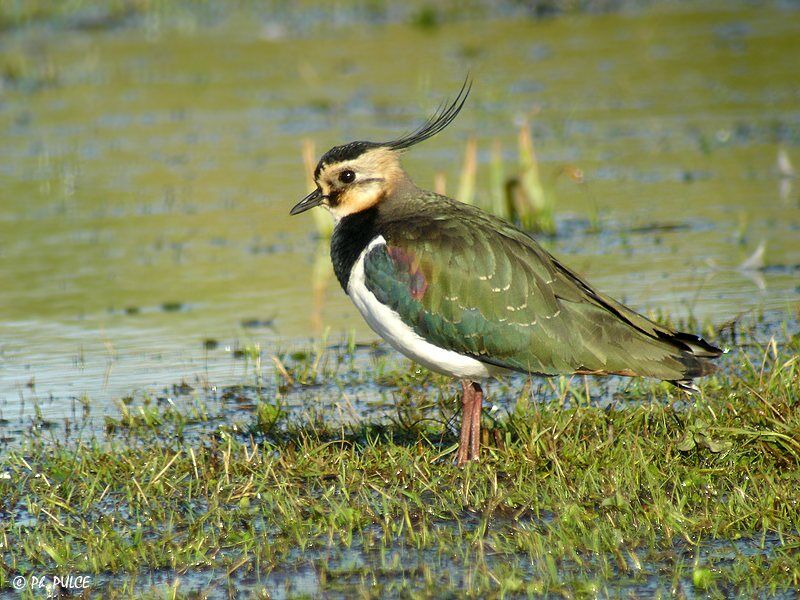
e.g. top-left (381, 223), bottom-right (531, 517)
top-left (456, 380), bottom-right (474, 466)
top-left (456, 380), bottom-right (483, 466)
top-left (469, 382), bottom-right (483, 461)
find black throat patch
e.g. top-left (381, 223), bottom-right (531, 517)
top-left (330, 206), bottom-right (380, 292)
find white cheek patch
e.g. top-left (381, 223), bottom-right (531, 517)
top-left (328, 182), bottom-right (384, 219)
top-left (326, 204), bottom-right (343, 223)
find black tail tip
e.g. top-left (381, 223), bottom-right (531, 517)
top-left (671, 379), bottom-right (701, 395)
top-left (673, 331), bottom-right (724, 358)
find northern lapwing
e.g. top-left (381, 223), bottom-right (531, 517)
top-left (290, 80), bottom-right (722, 465)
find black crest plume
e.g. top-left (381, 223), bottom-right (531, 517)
top-left (382, 76), bottom-right (472, 150)
top-left (314, 77), bottom-right (471, 179)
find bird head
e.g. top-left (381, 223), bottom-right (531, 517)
top-left (290, 78), bottom-right (471, 221)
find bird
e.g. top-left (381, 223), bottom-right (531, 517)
top-left (290, 80), bottom-right (723, 466)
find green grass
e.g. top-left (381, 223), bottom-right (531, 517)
top-left (1, 314), bottom-right (799, 598)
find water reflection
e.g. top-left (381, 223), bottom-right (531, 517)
top-left (311, 238), bottom-right (334, 336)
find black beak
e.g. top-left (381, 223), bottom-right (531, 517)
top-left (290, 188), bottom-right (324, 215)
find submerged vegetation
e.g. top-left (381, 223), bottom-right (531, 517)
top-left (1, 313), bottom-right (798, 597)
top-left (435, 116), bottom-right (561, 235)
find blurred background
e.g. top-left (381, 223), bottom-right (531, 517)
top-left (1, 0), bottom-right (799, 423)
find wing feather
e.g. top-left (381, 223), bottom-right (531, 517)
top-left (363, 193), bottom-right (720, 380)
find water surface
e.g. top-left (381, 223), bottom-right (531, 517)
top-left (1, 2), bottom-right (799, 424)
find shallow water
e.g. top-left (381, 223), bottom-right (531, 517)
top-left (3, 528), bottom-right (789, 599)
top-left (1, 2), bottom-right (799, 425)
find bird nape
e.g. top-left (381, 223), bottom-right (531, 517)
top-left (290, 78), bottom-right (723, 466)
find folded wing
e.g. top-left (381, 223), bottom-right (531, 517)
top-left (364, 197), bottom-right (721, 382)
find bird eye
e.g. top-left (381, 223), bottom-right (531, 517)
top-left (338, 169), bottom-right (356, 184)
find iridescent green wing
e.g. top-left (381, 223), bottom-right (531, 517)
top-left (365, 197), bottom-right (698, 380)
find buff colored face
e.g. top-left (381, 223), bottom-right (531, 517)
top-left (314, 147), bottom-right (406, 221)
top-left (291, 79), bottom-right (471, 221)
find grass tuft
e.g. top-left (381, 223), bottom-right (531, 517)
top-left (1, 314), bottom-right (798, 597)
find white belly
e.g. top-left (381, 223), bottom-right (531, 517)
top-left (347, 236), bottom-right (494, 380)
